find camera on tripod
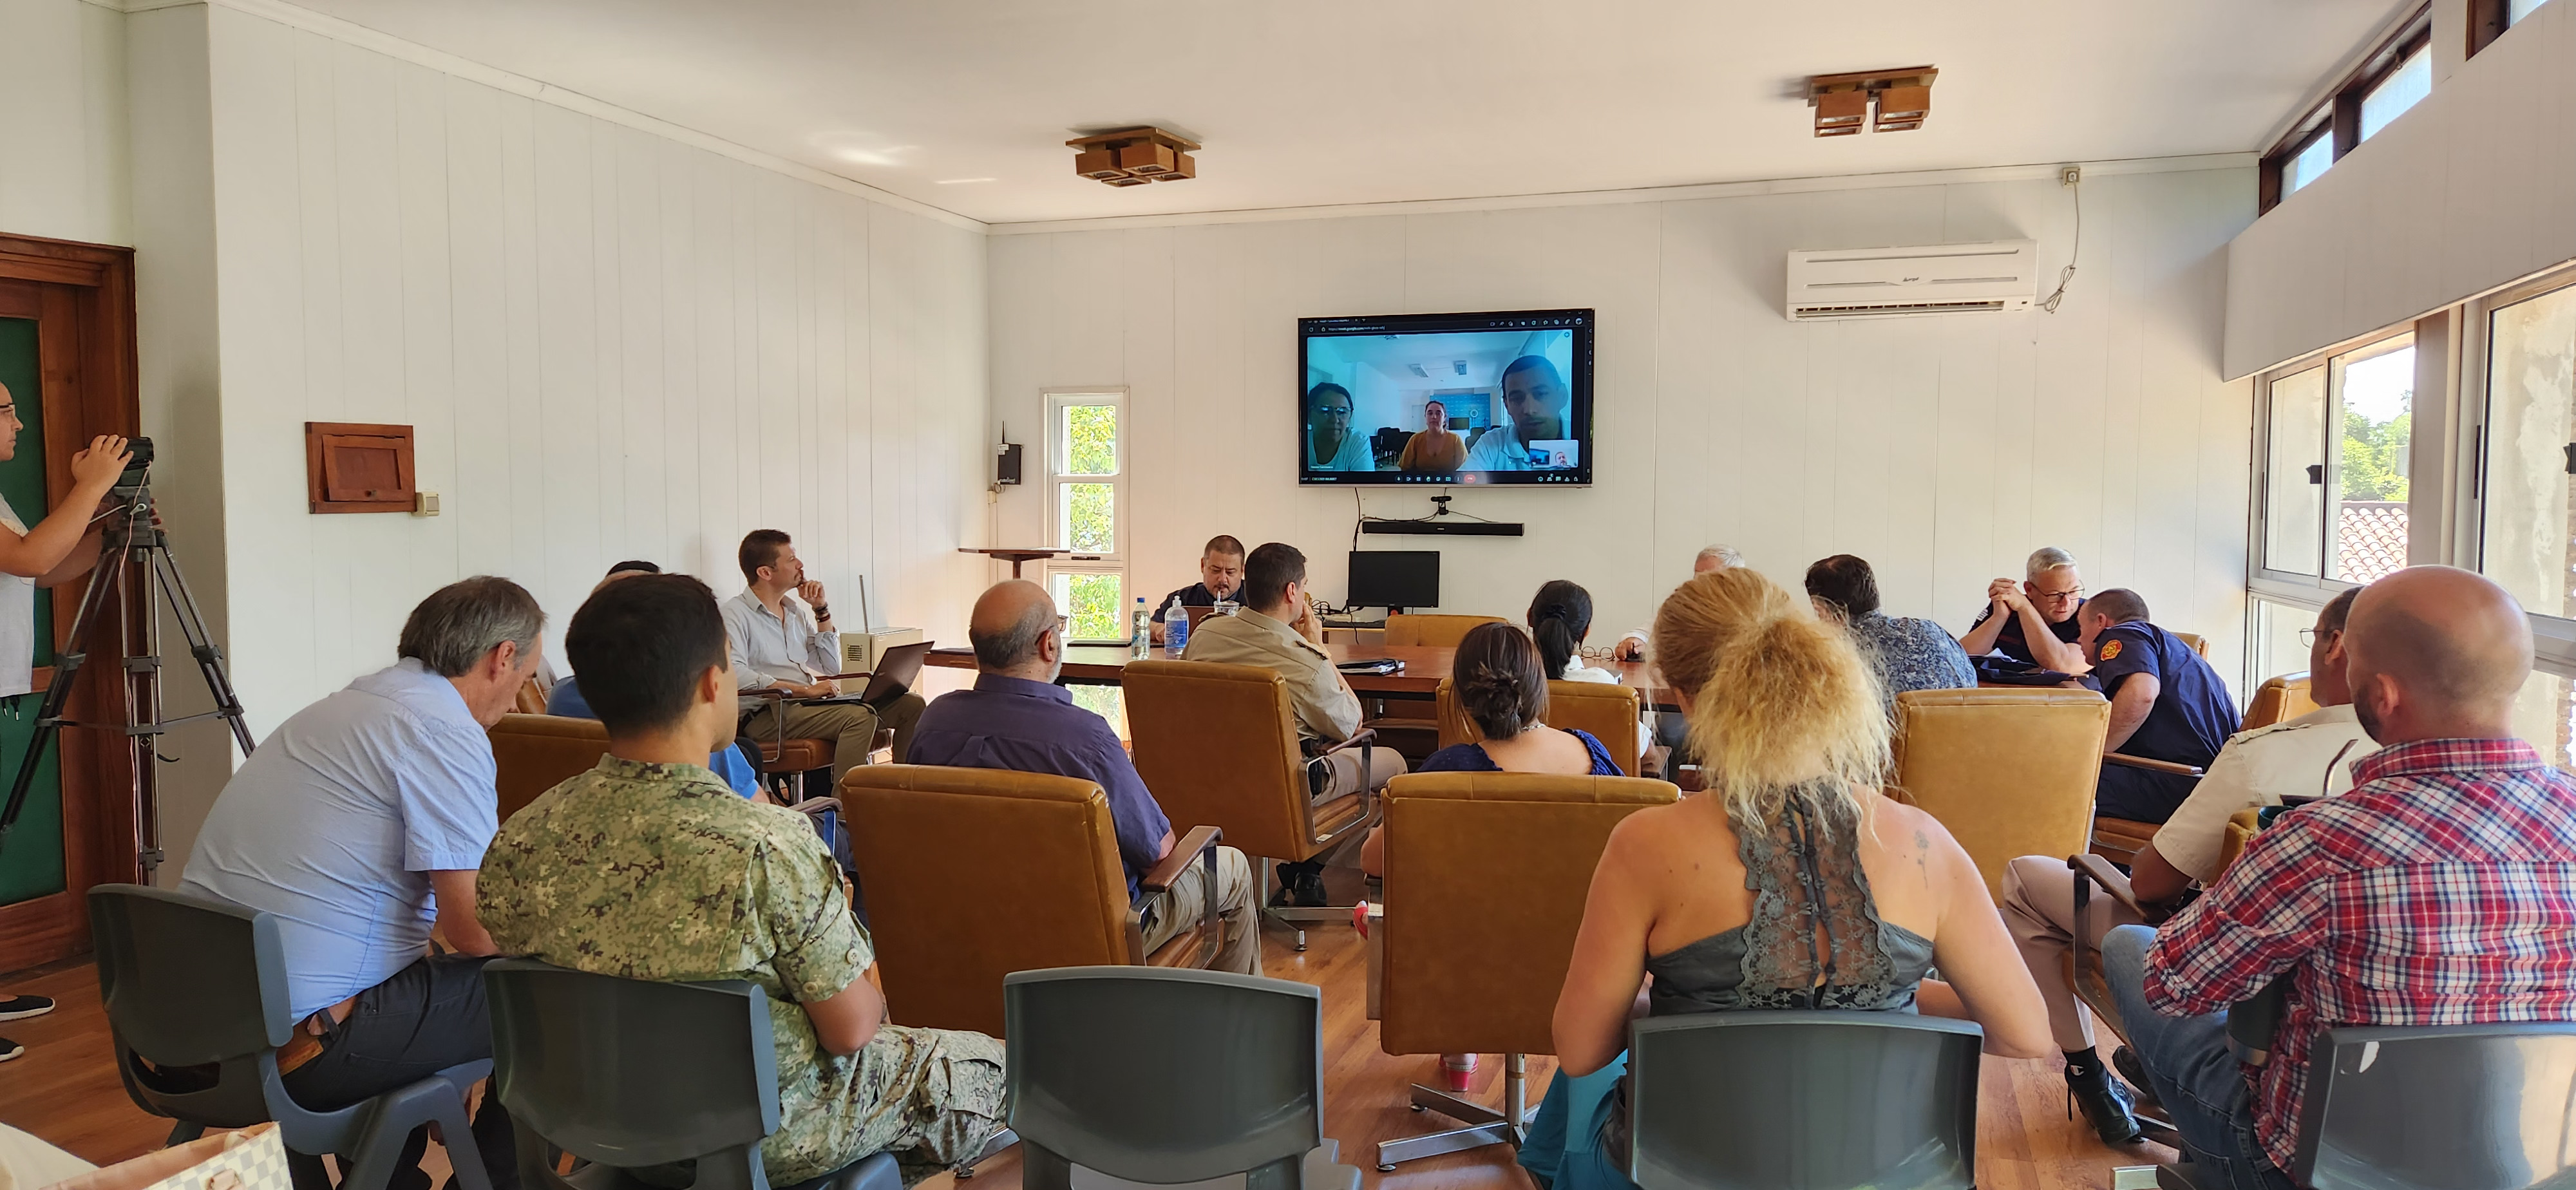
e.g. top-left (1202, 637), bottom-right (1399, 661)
top-left (110, 435), bottom-right (154, 503)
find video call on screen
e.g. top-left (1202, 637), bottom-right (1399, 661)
top-left (1298, 309), bottom-right (1593, 487)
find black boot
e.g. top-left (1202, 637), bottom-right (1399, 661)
top-left (2066, 1057), bottom-right (2145, 1145)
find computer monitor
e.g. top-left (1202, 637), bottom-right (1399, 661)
top-left (1348, 551), bottom-right (1440, 612)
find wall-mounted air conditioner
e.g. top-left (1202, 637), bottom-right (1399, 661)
top-left (1785, 239), bottom-right (2038, 320)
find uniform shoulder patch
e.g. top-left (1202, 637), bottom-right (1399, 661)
top-left (2098, 639), bottom-right (2123, 661)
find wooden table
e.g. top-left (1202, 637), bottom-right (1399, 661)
top-left (927, 641), bottom-right (1681, 710)
top-left (955, 547), bottom-right (1102, 577)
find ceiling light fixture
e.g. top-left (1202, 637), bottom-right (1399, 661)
top-left (1068, 127), bottom-right (1200, 187)
top-left (1805, 67), bottom-right (1938, 137)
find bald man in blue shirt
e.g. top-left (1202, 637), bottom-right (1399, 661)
top-left (906, 581), bottom-right (1258, 974)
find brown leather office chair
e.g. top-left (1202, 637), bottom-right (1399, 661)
top-left (838, 765), bottom-right (1224, 1037)
top-left (514, 677), bottom-right (551, 715)
top-left (1375, 771), bottom-right (1678, 1171)
top-left (1891, 688), bottom-right (2110, 901)
top-left (2090, 751), bottom-right (2208, 866)
top-left (489, 713), bottom-right (608, 822)
top-left (2063, 806), bottom-right (2268, 1077)
top-left (2241, 672), bottom-right (2316, 730)
top-left (1434, 679), bottom-right (1643, 778)
top-left (1383, 614), bottom-right (1506, 648)
top-left (1124, 659), bottom-right (1380, 950)
top-left (2172, 630), bottom-right (2211, 658)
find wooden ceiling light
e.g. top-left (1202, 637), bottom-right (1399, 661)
top-left (1068, 127), bottom-right (1200, 187)
top-left (1805, 67), bottom-right (1938, 137)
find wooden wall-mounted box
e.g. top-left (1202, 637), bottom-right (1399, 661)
top-left (305, 422), bottom-right (416, 513)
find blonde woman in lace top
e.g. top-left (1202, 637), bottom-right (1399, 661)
top-left (1520, 568), bottom-right (2049, 1190)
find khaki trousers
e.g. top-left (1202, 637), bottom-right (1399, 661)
top-left (1139, 844), bottom-right (1260, 975)
top-left (2000, 853), bottom-right (2146, 1053)
top-left (743, 691), bottom-right (927, 780)
top-left (1316, 745), bottom-right (1408, 801)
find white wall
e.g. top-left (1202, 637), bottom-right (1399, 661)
top-left (2225, 0), bottom-right (2576, 378)
top-left (992, 164), bottom-right (2259, 677)
top-left (197, 4), bottom-right (991, 739)
top-left (0, 0), bottom-right (129, 247)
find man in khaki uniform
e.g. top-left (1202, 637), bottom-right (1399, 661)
top-left (1999, 586), bottom-right (2377, 1147)
top-left (480, 574), bottom-right (1003, 1184)
top-left (1183, 541), bottom-right (1405, 905)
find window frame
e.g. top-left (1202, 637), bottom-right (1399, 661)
top-left (2258, 6), bottom-right (2434, 214)
top-left (2248, 327), bottom-right (2418, 600)
top-left (2471, 0), bottom-right (2552, 56)
top-left (2459, 265), bottom-right (2576, 677)
top-left (1039, 387), bottom-right (1128, 645)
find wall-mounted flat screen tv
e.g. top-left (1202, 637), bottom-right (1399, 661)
top-left (1297, 308), bottom-right (1593, 487)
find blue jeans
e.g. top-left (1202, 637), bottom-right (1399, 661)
top-left (2103, 925), bottom-right (2295, 1190)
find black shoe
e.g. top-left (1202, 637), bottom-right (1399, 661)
top-left (2066, 1061), bottom-right (2145, 1146)
top-left (2111, 1045), bottom-right (2163, 1111)
top-left (0, 995), bottom-right (52, 1022)
top-left (1269, 864), bottom-right (1329, 908)
top-left (0, 1035), bottom-right (21, 1063)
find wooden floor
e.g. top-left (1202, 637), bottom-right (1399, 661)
top-left (0, 923), bottom-right (2171, 1190)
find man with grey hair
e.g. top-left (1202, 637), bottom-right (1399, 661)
top-left (1612, 543), bottom-right (1744, 661)
top-left (905, 580), bottom-right (1259, 974)
top-left (181, 576), bottom-right (544, 1190)
top-left (1960, 545), bottom-right (2089, 672)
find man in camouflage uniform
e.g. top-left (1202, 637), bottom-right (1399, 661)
top-left (478, 574), bottom-right (1004, 1185)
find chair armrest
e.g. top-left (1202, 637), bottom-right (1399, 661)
top-left (2226, 970), bottom-right (2297, 1067)
top-left (1140, 825), bottom-right (1222, 893)
top-left (2070, 853), bottom-right (2145, 918)
top-left (2105, 752), bottom-right (2205, 778)
top-left (1308, 728), bottom-right (1379, 757)
top-left (793, 796), bottom-right (842, 818)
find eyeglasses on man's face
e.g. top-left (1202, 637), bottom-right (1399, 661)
top-left (2297, 627), bottom-right (2334, 648)
top-left (2031, 585), bottom-right (2085, 605)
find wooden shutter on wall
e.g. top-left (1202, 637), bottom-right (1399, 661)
top-left (305, 422), bottom-right (415, 513)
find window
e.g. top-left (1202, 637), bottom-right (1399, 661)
top-left (2476, 0), bottom-right (2558, 55)
top-left (2356, 44), bottom-right (2430, 140)
top-left (2250, 597), bottom-right (2323, 690)
top-left (2476, 279), bottom-right (2576, 621)
top-left (2511, 0), bottom-right (2552, 23)
top-left (2260, 8), bottom-right (2431, 212)
top-left (1043, 390), bottom-right (1128, 644)
top-left (2333, 338), bottom-right (2414, 584)
top-left (2513, 669), bottom-right (2576, 773)
top-left (2264, 366), bottom-right (2328, 575)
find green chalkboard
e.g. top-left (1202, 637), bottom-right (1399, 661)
top-left (0, 317), bottom-right (64, 907)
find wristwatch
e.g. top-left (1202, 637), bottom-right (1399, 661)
top-left (811, 605), bottom-right (832, 622)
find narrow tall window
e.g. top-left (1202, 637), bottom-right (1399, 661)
top-left (2357, 44), bottom-right (2430, 141)
top-left (1045, 392), bottom-right (1126, 644)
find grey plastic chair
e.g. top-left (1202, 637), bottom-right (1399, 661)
top-left (482, 959), bottom-right (902, 1190)
top-left (2159, 1021), bottom-right (2576, 1190)
top-left (87, 883), bottom-right (494, 1190)
top-left (1002, 967), bottom-right (1361, 1190)
top-left (1625, 1011), bottom-right (1982, 1190)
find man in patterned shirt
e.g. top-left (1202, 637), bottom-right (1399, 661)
top-left (2102, 567), bottom-right (2576, 1189)
top-left (480, 574), bottom-right (1005, 1184)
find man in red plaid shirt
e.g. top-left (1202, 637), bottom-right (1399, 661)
top-left (2102, 566), bottom-right (2576, 1189)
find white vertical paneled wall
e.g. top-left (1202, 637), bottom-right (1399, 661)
top-left (0, 0), bottom-right (129, 245)
top-left (202, 5), bottom-right (989, 741)
top-left (991, 164), bottom-right (2259, 678)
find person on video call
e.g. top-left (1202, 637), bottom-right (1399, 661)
top-left (1304, 382), bottom-right (1374, 471)
top-left (1464, 356), bottom-right (1571, 472)
top-left (0, 383), bottom-right (130, 1059)
top-left (1396, 399), bottom-right (1466, 474)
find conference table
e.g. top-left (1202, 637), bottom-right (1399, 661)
top-left (925, 641), bottom-right (1682, 710)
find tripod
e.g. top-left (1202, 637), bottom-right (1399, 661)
top-left (0, 469), bottom-right (254, 880)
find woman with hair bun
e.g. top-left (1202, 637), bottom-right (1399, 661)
top-left (1528, 580), bottom-right (1653, 755)
top-left (1517, 569), bottom-right (2050, 1190)
top-left (1361, 620), bottom-right (1617, 1093)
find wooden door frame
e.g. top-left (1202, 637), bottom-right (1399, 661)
top-left (0, 232), bottom-right (142, 974)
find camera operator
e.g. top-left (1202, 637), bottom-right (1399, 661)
top-left (0, 379), bottom-right (131, 1059)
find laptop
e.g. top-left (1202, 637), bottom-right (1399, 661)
top-left (800, 640), bottom-right (934, 708)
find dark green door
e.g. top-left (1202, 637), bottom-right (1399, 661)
top-left (0, 316), bottom-right (62, 909)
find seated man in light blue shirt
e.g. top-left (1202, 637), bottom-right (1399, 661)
top-left (1463, 355), bottom-right (1575, 472)
top-left (547, 560), bottom-right (764, 798)
top-left (180, 576), bottom-right (543, 1190)
top-left (721, 529), bottom-right (923, 782)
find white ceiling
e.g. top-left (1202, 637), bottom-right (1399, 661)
top-left (284, 0), bottom-right (2412, 226)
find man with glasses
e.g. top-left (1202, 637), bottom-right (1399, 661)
top-left (1960, 546), bottom-right (2090, 673)
top-left (1998, 587), bottom-right (2374, 1145)
top-left (907, 580), bottom-right (1260, 974)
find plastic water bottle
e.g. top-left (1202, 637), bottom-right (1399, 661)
top-left (1164, 596), bottom-right (1190, 654)
top-left (1131, 598), bottom-right (1151, 658)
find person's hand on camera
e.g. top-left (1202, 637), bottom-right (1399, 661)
top-left (68, 435), bottom-right (131, 493)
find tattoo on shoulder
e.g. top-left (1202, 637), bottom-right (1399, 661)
top-left (1915, 829), bottom-right (1931, 874)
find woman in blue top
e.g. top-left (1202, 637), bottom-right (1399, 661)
top-left (1361, 621), bottom-right (1618, 1091)
top-left (1519, 568), bottom-right (2049, 1190)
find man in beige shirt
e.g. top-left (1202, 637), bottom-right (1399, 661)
top-left (1184, 542), bottom-right (1406, 905)
top-left (1998, 585), bottom-right (2378, 1146)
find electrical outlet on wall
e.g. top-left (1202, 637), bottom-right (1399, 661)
top-left (2060, 165), bottom-right (2083, 187)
